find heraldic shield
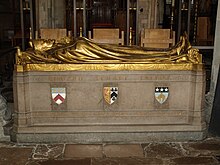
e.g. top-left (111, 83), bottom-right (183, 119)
top-left (103, 87), bottom-right (118, 105)
top-left (155, 87), bottom-right (169, 104)
top-left (51, 88), bottom-right (66, 105)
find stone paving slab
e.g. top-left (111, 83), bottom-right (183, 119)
top-left (32, 144), bottom-right (64, 160)
top-left (186, 142), bottom-right (220, 151)
top-left (0, 147), bottom-right (33, 165)
top-left (64, 144), bottom-right (103, 158)
top-left (32, 158), bottom-right (164, 165)
top-left (169, 156), bottom-right (219, 165)
top-left (92, 157), bottom-right (163, 165)
top-left (182, 139), bottom-right (220, 157)
top-left (37, 158), bottom-right (91, 165)
top-left (0, 137), bottom-right (220, 165)
top-left (142, 143), bottom-right (185, 158)
top-left (104, 144), bottom-right (144, 158)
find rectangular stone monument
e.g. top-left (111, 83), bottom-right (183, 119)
top-left (12, 63), bottom-right (206, 143)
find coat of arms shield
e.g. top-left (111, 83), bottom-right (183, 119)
top-left (155, 87), bottom-right (169, 104)
top-left (103, 87), bottom-right (118, 105)
top-left (51, 88), bottom-right (66, 105)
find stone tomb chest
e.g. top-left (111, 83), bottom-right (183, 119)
top-left (12, 36), bottom-right (206, 143)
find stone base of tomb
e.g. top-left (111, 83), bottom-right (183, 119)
top-left (12, 132), bottom-right (206, 143)
top-left (12, 64), bottom-right (206, 143)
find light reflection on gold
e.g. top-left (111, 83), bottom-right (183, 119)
top-left (16, 63), bottom-right (203, 72)
top-left (15, 34), bottom-right (203, 72)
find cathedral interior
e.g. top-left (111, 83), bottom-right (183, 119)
top-left (0, 0), bottom-right (219, 136)
top-left (0, 2), bottom-right (220, 164)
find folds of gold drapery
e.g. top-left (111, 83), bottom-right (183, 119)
top-left (16, 34), bottom-right (202, 66)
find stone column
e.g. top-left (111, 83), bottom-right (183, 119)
top-left (37, 0), bottom-right (66, 29)
top-left (137, 0), bottom-right (162, 42)
top-left (0, 95), bottom-right (10, 141)
top-left (206, 2), bottom-right (220, 125)
top-left (138, 0), bottom-right (150, 30)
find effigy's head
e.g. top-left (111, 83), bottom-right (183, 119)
top-left (28, 36), bottom-right (73, 51)
top-left (29, 39), bottom-right (55, 51)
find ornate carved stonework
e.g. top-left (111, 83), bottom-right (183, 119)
top-left (0, 95), bottom-right (10, 141)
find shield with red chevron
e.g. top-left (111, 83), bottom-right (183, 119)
top-left (51, 88), bottom-right (66, 105)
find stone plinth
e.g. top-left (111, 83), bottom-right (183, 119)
top-left (12, 64), bottom-right (206, 143)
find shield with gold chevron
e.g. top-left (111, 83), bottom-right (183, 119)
top-left (103, 87), bottom-right (118, 105)
top-left (51, 88), bottom-right (66, 105)
top-left (155, 87), bottom-right (169, 104)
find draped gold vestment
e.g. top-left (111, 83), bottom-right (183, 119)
top-left (16, 34), bottom-right (202, 65)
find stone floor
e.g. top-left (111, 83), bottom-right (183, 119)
top-left (0, 136), bottom-right (220, 165)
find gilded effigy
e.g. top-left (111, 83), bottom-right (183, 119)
top-left (15, 34), bottom-right (202, 71)
top-left (12, 35), bottom-right (206, 143)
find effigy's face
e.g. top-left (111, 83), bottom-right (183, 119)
top-left (31, 39), bottom-right (55, 51)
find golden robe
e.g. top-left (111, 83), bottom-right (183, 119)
top-left (16, 34), bottom-right (202, 65)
